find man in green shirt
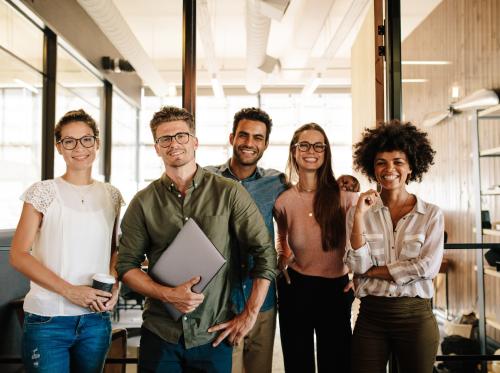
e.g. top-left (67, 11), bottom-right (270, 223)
top-left (116, 106), bottom-right (277, 373)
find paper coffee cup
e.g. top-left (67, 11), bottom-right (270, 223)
top-left (92, 273), bottom-right (115, 294)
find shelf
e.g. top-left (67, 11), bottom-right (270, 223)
top-left (481, 190), bottom-right (500, 195)
top-left (483, 229), bottom-right (500, 237)
top-left (484, 266), bottom-right (500, 278)
top-left (480, 147), bottom-right (500, 156)
top-left (474, 265), bottom-right (500, 277)
top-left (479, 104), bottom-right (500, 118)
top-left (486, 317), bottom-right (500, 330)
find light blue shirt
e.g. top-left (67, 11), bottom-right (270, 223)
top-left (205, 160), bottom-right (286, 313)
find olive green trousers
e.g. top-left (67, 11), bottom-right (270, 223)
top-left (352, 295), bottom-right (439, 373)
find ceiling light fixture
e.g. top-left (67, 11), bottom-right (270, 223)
top-left (451, 85), bottom-right (460, 99)
top-left (101, 56), bottom-right (135, 73)
top-left (402, 78), bottom-right (428, 83)
top-left (401, 60), bottom-right (451, 65)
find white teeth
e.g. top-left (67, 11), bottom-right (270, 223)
top-left (240, 148), bottom-right (256, 155)
top-left (383, 175), bottom-right (398, 180)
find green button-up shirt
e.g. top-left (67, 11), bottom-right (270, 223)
top-left (116, 166), bottom-right (277, 348)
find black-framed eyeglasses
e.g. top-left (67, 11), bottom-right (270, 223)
top-left (294, 141), bottom-right (327, 153)
top-left (57, 135), bottom-right (97, 150)
top-left (155, 132), bottom-right (192, 148)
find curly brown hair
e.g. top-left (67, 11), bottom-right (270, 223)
top-left (353, 121), bottom-right (435, 183)
top-left (54, 109), bottom-right (98, 142)
top-left (150, 106), bottom-right (195, 140)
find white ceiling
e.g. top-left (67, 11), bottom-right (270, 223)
top-left (109, 0), bottom-right (442, 92)
top-left (0, 0), bottom-right (443, 93)
top-left (111, 0), bottom-right (357, 89)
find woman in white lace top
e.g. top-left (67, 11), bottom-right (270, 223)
top-left (10, 109), bottom-right (124, 373)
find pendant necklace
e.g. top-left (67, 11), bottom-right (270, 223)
top-left (66, 180), bottom-right (95, 204)
top-left (297, 183), bottom-right (315, 217)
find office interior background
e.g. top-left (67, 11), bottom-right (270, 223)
top-left (1, 0), bottom-right (500, 371)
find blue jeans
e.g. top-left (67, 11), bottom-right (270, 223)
top-left (22, 312), bottom-right (112, 373)
top-left (139, 326), bottom-right (232, 373)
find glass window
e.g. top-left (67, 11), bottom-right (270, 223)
top-left (139, 95), bottom-right (182, 188)
top-left (261, 93), bottom-right (353, 175)
top-left (196, 95), bottom-right (258, 167)
top-left (55, 44), bottom-right (104, 178)
top-left (111, 91), bottom-right (138, 212)
top-left (139, 93), bottom-right (352, 179)
top-left (0, 24), bottom-right (43, 229)
top-left (0, 0), bottom-right (43, 72)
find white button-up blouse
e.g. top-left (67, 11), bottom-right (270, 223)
top-left (344, 195), bottom-right (444, 299)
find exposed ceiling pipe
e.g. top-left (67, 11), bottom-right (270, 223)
top-left (246, 0), bottom-right (271, 94)
top-left (197, 0), bottom-right (225, 99)
top-left (77, 0), bottom-right (169, 97)
top-left (245, 0), bottom-right (289, 94)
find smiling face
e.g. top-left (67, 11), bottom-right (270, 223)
top-left (230, 119), bottom-right (268, 167)
top-left (293, 129), bottom-right (326, 172)
top-left (56, 121), bottom-right (99, 172)
top-left (374, 150), bottom-right (412, 191)
top-left (154, 120), bottom-right (198, 169)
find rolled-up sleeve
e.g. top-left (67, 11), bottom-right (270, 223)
top-left (387, 209), bottom-right (444, 286)
top-left (116, 195), bottom-right (150, 280)
top-left (230, 184), bottom-right (277, 282)
top-left (344, 207), bottom-right (374, 274)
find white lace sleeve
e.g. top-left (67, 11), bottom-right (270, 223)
top-left (20, 180), bottom-right (56, 215)
top-left (104, 183), bottom-right (125, 216)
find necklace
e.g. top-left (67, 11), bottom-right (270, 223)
top-left (65, 180), bottom-right (95, 204)
top-left (389, 193), bottom-right (410, 228)
top-left (298, 182), bottom-right (316, 193)
top-left (296, 185), bottom-right (314, 217)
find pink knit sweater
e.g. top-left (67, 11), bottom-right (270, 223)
top-left (273, 185), bottom-right (357, 278)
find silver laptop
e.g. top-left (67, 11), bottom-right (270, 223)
top-left (150, 218), bottom-right (227, 321)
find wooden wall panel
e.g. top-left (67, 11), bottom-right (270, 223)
top-left (401, 0), bottom-right (500, 341)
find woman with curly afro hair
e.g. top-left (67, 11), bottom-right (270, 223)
top-left (344, 121), bottom-right (444, 373)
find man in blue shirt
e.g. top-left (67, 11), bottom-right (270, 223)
top-left (206, 107), bottom-right (285, 373)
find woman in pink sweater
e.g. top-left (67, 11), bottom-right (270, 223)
top-left (274, 123), bottom-right (357, 373)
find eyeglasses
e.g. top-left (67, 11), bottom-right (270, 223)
top-left (57, 135), bottom-right (97, 150)
top-left (156, 132), bottom-right (192, 148)
top-left (294, 141), bottom-right (327, 153)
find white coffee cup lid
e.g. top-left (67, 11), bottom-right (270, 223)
top-left (92, 273), bottom-right (116, 284)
